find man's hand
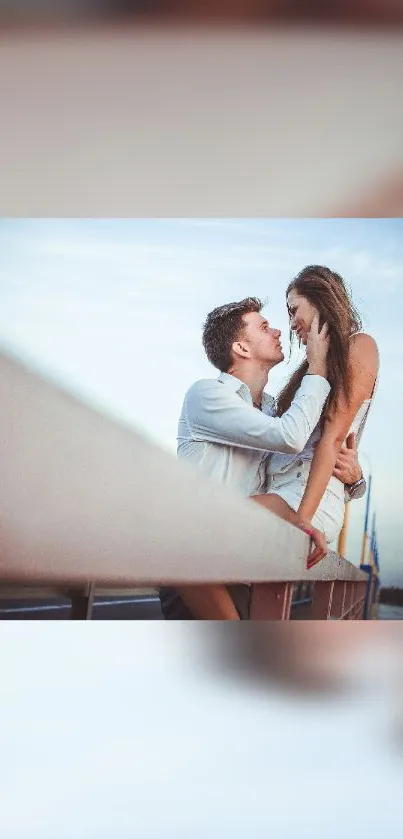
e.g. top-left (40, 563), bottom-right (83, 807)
top-left (306, 313), bottom-right (330, 380)
top-left (333, 432), bottom-right (362, 485)
top-left (297, 519), bottom-right (327, 567)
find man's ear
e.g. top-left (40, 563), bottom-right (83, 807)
top-left (232, 341), bottom-right (250, 360)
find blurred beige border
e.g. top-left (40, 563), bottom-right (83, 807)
top-left (0, 26), bottom-right (402, 216)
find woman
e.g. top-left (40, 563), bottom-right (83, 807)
top-left (253, 265), bottom-right (379, 548)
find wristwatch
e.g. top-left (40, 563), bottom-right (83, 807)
top-left (344, 474), bottom-right (367, 502)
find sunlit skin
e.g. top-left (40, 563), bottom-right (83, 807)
top-left (228, 311), bottom-right (284, 408)
top-left (287, 289), bottom-right (319, 345)
top-left (229, 311), bottom-right (284, 368)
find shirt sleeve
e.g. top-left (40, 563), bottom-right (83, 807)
top-left (182, 376), bottom-right (331, 455)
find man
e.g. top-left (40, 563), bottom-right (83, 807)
top-left (160, 297), bottom-right (364, 620)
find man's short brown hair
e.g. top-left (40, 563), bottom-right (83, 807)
top-left (202, 297), bottom-right (263, 372)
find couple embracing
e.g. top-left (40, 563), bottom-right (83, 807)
top-left (161, 265), bottom-right (379, 620)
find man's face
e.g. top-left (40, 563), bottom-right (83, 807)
top-left (241, 311), bottom-right (284, 365)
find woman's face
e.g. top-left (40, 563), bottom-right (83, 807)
top-left (287, 289), bottom-right (318, 346)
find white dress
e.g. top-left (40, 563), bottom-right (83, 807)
top-left (266, 370), bottom-right (378, 544)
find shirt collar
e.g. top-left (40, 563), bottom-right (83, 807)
top-left (217, 372), bottom-right (274, 409)
top-left (217, 372), bottom-right (248, 394)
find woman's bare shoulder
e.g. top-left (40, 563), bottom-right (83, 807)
top-left (349, 333), bottom-right (379, 377)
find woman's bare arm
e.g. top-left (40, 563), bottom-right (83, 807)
top-left (296, 334), bottom-right (379, 528)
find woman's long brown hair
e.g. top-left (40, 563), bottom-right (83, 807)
top-left (276, 266), bottom-right (362, 421)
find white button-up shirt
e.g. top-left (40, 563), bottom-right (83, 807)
top-left (177, 372), bottom-right (330, 498)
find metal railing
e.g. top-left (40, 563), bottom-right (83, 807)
top-left (0, 350), bottom-right (373, 621)
top-left (0, 553), bottom-right (369, 621)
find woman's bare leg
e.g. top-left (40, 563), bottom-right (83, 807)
top-left (175, 496), bottom-right (296, 620)
top-left (172, 493), bottom-right (325, 621)
top-left (176, 585), bottom-right (240, 620)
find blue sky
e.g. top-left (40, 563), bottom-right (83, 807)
top-left (0, 218), bottom-right (402, 585)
